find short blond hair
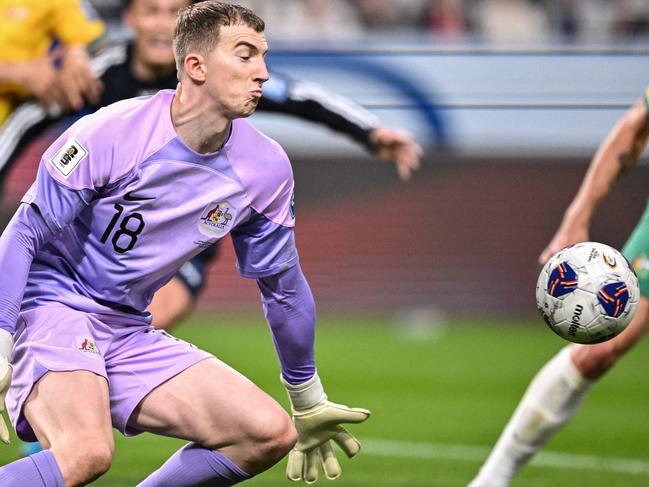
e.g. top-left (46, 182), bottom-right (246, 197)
top-left (173, 1), bottom-right (265, 74)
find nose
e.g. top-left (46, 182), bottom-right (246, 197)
top-left (255, 59), bottom-right (269, 83)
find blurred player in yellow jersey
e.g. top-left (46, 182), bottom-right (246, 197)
top-left (0, 0), bottom-right (104, 124)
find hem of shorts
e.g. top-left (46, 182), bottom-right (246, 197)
top-left (237, 256), bottom-right (299, 279)
top-left (119, 354), bottom-right (213, 437)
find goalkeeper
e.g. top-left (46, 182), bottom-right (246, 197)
top-left (0, 2), bottom-right (368, 485)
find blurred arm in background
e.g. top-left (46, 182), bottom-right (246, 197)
top-left (0, 49), bottom-right (68, 115)
top-left (538, 98), bottom-right (649, 264)
top-left (259, 71), bottom-right (422, 181)
top-left (0, 0), bottom-right (104, 123)
top-left (257, 72), bottom-right (422, 185)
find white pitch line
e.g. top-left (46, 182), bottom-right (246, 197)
top-left (362, 438), bottom-right (649, 476)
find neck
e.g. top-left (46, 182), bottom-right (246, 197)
top-left (171, 82), bottom-right (231, 154)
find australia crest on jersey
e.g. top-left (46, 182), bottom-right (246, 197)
top-left (198, 201), bottom-right (234, 236)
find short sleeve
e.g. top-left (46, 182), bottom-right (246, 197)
top-left (230, 209), bottom-right (299, 278)
top-left (39, 114), bottom-right (122, 192)
top-left (22, 112), bottom-right (126, 232)
top-left (50, 0), bottom-right (104, 46)
top-left (21, 163), bottom-right (93, 234)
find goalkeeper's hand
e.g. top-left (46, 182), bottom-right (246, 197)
top-left (283, 375), bottom-right (370, 484)
top-left (0, 329), bottom-right (12, 444)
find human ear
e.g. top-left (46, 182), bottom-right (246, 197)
top-left (183, 53), bottom-right (206, 82)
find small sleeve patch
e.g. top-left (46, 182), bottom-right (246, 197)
top-left (49, 138), bottom-right (88, 178)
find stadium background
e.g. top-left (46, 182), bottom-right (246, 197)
top-left (2, 1), bottom-right (649, 486)
top-left (2, 0), bottom-right (648, 317)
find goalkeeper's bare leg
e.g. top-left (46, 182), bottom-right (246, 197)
top-left (132, 358), bottom-right (297, 486)
top-left (8, 370), bottom-right (114, 486)
top-left (2, 359), bottom-right (294, 486)
top-left (469, 297), bottom-right (649, 487)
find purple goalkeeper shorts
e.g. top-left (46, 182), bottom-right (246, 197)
top-left (6, 304), bottom-right (213, 441)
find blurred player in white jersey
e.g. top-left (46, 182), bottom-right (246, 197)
top-left (0, 2), bottom-right (369, 485)
top-left (470, 89), bottom-right (649, 486)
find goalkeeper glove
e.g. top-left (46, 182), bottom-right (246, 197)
top-left (283, 374), bottom-right (370, 484)
top-left (0, 329), bottom-right (12, 444)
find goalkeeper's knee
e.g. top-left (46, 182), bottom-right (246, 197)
top-left (227, 406), bottom-right (297, 474)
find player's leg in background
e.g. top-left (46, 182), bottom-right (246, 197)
top-left (147, 276), bottom-right (194, 330)
top-left (470, 209), bottom-right (649, 487)
top-left (147, 244), bottom-right (218, 330)
top-left (468, 296), bottom-right (649, 487)
top-left (0, 370), bottom-right (114, 487)
top-left (130, 358), bottom-right (297, 487)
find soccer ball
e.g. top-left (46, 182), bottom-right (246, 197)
top-left (536, 242), bottom-right (639, 344)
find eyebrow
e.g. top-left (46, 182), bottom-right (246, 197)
top-left (235, 41), bottom-right (269, 57)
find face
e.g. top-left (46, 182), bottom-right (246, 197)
top-left (198, 23), bottom-right (269, 119)
top-left (124, 0), bottom-right (189, 70)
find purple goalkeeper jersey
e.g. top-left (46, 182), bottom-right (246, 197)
top-left (18, 90), bottom-right (298, 322)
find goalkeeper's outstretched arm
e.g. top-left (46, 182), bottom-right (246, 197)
top-left (257, 264), bottom-right (370, 484)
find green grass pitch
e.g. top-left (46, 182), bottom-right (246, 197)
top-left (2, 313), bottom-right (649, 486)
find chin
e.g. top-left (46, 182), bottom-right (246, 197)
top-left (240, 101), bottom-right (260, 118)
top-left (226, 109), bottom-right (253, 120)
top-left (238, 110), bottom-right (256, 119)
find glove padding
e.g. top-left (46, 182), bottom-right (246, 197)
top-left (0, 355), bottom-right (11, 444)
top-left (287, 400), bottom-right (370, 484)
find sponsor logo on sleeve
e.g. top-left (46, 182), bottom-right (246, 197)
top-left (50, 138), bottom-right (88, 178)
top-left (198, 201), bottom-right (235, 236)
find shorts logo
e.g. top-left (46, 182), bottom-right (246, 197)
top-left (50, 138), bottom-right (88, 178)
top-left (198, 202), bottom-right (234, 236)
top-left (76, 337), bottom-right (101, 359)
